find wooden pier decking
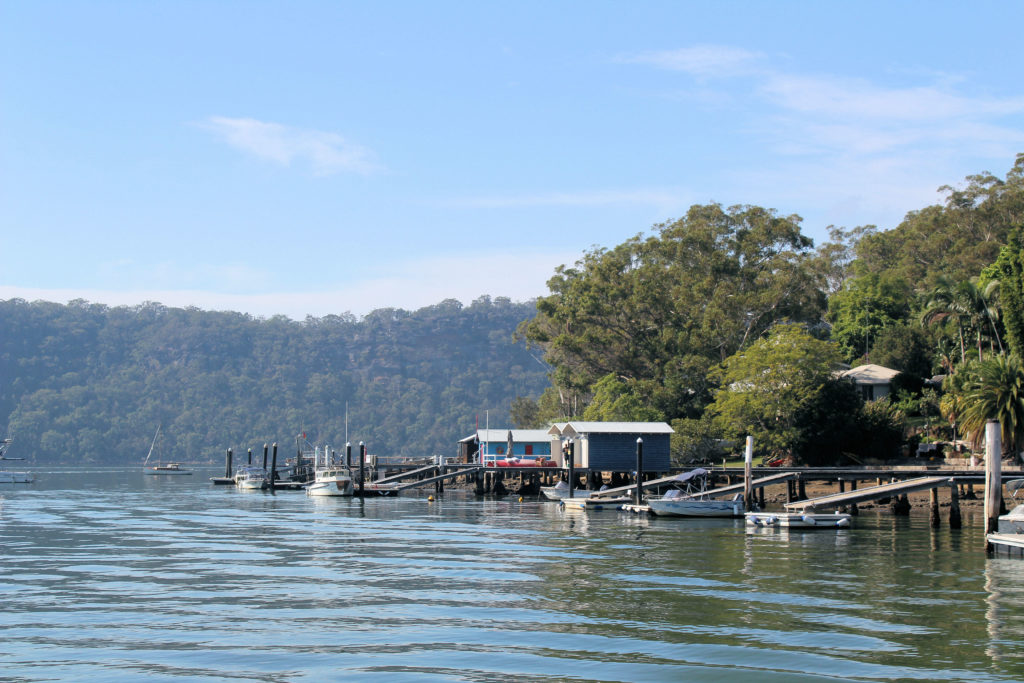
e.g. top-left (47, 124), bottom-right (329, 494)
top-left (784, 476), bottom-right (955, 511)
top-left (591, 471), bottom-right (798, 500)
top-left (364, 466), bottom-right (484, 495)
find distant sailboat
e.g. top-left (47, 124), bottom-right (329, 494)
top-left (143, 426), bottom-right (192, 475)
top-left (0, 437), bottom-right (34, 484)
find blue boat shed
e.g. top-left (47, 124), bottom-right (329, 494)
top-left (547, 421), bottom-right (674, 472)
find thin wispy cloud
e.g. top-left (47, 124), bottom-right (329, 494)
top-left (445, 188), bottom-right (689, 211)
top-left (202, 117), bottom-right (381, 176)
top-left (622, 45), bottom-right (765, 78)
top-left (627, 44), bottom-right (1024, 158)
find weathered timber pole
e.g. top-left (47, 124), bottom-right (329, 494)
top-left (743, 436), bottom-right (753, 512)
top-left (930, 487), bottom-right (940, 528)
top-left (635, 437), bottom-right (644, 506)
top-left (346, 442), bottom-right (352, 469)
top-left (566, 439), bottom-right (575, 499)
top-left (262, 443), bottom-right (268, 470)
top-left (248, 447), bottom-right (253, 466)
top-left (985, 420), bottom-right (1002, 551)
top-left (950, 481), bottom-right (962, 529)
top-left (225, 448), bottom-right (233, 478)
top-left (270, 442), bottom-right (278, 489)
top-left (850, 479), bottom-right (859, 516)
top-left (358, 441), bottom-right (366, 498)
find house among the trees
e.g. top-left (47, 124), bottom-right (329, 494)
top-left (457, 429), bottom-right (553, 465)
top-left (839, 363), bottom-right (902, 401)
top-left (546, 421), bottom-right (674, 472)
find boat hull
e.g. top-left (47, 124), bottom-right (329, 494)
top-left (745, 512), bottom-right (851, 528)
top-left (306, 478), bottom-right (354, 496)
top-left (540, 486), bottom-right (591, 501)
top-left (0, 471), bottom-right (33, 484)
top-left (648, 498), bottom-right (743, 517)
top-left (144, 468), bottom-right (192, 475)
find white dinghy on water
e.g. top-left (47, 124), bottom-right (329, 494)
top-left (746, 511), bottom-right (852, 528)
top-left (0, 437), bottom-right (34, 484)
top-left (541, 479), bottom-right (592, 501)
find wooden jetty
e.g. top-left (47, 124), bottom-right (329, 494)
top-left (595, 471), bottom-right (798, 501)
top-left (785, 476), bottom-right (955, 512)
top-left (363, 466), bottom-right (484, 496)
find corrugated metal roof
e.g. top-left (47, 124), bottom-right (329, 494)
top-left (460, 429), bottom-right (555, 443)
top-left (840, 363), bottom-right (901, 384)
top-left (552, 421), bottom-right (675, 436)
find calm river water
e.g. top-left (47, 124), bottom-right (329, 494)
top-left (1, 467), bottom-right (1022, 682)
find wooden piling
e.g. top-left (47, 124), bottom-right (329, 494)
top-left (743, 436), bottom-right (753, 512)
top-left (358, 441), bottom-right (365, 497)
top-left (566, 439), bottom-right (576, 499)
top-left (262, 443), bottom-right (268, 470)
top-left (270, 442), bottom-right (278, 488)
top-left (635, 437), bottom-right (644, 506)
top-left (985, 421), bottom-right (1002, 551)
top-left (930, 487), bottom-right (940, 528)
top-left (225, 448), bottom-right (233, 478)
top-left (248, 447), bottom-right (254, 466)
top-left (850, 480), bottom-right (859, 516)
top-left (949, 482), bottom-right (962, 528)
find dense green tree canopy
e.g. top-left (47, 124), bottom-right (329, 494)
top-left (520, 203), bottom-right (826, 422)
top-left (707, 324), bottom-right (842, 457)
top-left (1, 296), bottom-right (549, 464)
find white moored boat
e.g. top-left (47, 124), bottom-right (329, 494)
top-left (643, 468), bottom-right (744, 517)
top-left (541, 480), bottom-right (592, 500)
top-left (647, 490), bottom-right (744, 517)
top-left (305, 445), bottom-right (354, 497)
top-left (235, 466), bottom-right (270, 490)
top-left (0, 437), bottom-right (34, 483)
top-left (745, 512), bottom-right (852, 528)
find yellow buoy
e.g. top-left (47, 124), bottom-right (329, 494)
top-left (428, 495), bottom-right (435, 502)
top-left (518, 496), bottom-right (524, 502)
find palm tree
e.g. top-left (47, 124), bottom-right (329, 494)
top-left (959, 354), bottom-right (1024, 457)
top-left (921, 276), bottom-right (1002, 364)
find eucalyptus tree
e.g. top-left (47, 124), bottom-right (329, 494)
top-left (520, 203), bottom-right (827, 422)
top-left (707, 324), bottom-right (843, 459)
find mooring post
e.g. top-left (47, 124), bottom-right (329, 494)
top-left (930, 487), bottom-right (940, 528)
top-left (270, 442), bottom-right (278, 489)
top-left (225, 448), bottom-right (233, 478)
top-left (850, 479), bottom-right (859, 516)
top-left (262, 443), bottom-right (268, 470)
top-left (346, 442), bottom-right (352, 470)
top-left (635, 437), bottom-right (644, 506)
top-left (797, 479), bottom-right (806, 501)
top-left (743, 436), bottom-right (753, 511)
top-left (566, 439), bottom-right (575, 499)
top-left (985, 420), bottom-right (1002, 551)
top-left (358, 441), bottom-right (366, 497)
top-left (949, 481), bottom-right (962, 529)
top-left (248, 448), bottom-right (253, 466)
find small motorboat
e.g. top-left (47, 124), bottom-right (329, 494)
top-left (306, 467), bottom-right (354, 497)
top-left (235, 466), bottom-right (270, 490)
top-left (644, 469), bottom-right (744, 517)
top-left (541, 480), bottom-right (592, 500)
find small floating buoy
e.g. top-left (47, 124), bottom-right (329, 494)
top-left (518, 496), bottom-right (523, 502)
top-left (428, 495), bottom-right (435, 502)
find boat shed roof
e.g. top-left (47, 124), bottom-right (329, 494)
top-left (458, 429), bottom-right (554, 444)
top-left (547, 421), bottom-right (675, 438)
top-left (839, 363), bottom-right (901, 385)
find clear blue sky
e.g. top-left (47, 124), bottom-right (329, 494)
top-left (2, 1), bottom-right (1022, 318)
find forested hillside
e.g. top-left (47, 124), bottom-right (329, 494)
top-left (0, 296), bottom-right (548, 464)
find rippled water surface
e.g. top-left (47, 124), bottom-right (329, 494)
top-left (2, 468), bottom-right (1023, 682)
